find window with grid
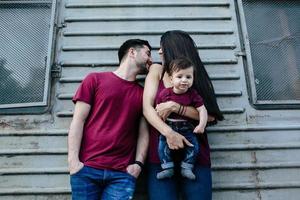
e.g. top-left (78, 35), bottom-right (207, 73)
top-left (0, 0), bottom-right (56, 112)
top-left (238, 0), bottom-right (300, 108)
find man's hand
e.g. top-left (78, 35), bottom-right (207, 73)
top-left (68, 160), bottom-right (84, 175)
top-left (126, 164), bottom-right (142, 178)
top-left (166, 130), bottom-right (193, 150)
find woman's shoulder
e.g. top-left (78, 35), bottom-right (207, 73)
top-left (148, 63), bottom-right (163, 73)
top-left (147, 63), bottom-right (164, 80)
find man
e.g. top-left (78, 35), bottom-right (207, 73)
top-left (68, 39), bottom-right (152, 199)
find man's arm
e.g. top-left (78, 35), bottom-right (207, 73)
top-left (126, 117), bottom-right (149, 178)
top-left (68, 101), bottom-right (91, 174)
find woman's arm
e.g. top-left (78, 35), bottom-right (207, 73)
top-left (156, 101), bottom-right (216, 122)
top-left (143, 64), bottom-right (192, 149)
top-left (155, 101), bottom-right (199, 121)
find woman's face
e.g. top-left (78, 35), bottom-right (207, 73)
top-left (158, 47), bottom-right (164, 66)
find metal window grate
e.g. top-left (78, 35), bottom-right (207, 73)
top-left (0, 0), bottom-right (54, 108)
top-left (242, 0), bottom-right (300, 104)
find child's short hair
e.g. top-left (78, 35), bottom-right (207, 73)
top-left (168, 57), bottom-right (194, 75)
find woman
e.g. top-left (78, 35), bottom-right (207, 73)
top-left (143, 30), bottom-right (223, 200)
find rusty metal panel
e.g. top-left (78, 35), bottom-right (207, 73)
top-left (1, 0), bottom-right (300, 199)
top-left (55, 0), bottom-right (247, 126)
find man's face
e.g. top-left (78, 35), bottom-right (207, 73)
top-left (135, 45), bottom-right (152, 72)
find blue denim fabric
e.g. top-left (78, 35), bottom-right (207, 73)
top-left (147, 163), bottom-right (212, 200)
top-left (70, 166), bottom-right (136, 200)
top-left (158, 121), bottom-right (200, 169)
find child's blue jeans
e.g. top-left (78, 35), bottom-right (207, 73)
top-left (158, 120), bottom-right (200, 170)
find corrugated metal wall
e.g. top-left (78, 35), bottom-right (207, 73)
top-left (1, 0), bottom-right (300, 199)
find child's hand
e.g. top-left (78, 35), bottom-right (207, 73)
top-left (193, 125), bottom-right (205, 134)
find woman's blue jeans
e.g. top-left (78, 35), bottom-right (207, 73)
top-left (70, 166), bottom-right (136, 200)
top-left (147, 163), bottom-right (212, 200)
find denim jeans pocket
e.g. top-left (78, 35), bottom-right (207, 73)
top-left (126, 172), bottom-right (137, 180)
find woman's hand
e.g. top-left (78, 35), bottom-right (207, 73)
top-left (165, 129), bottom-right (193, 150)
top-left (155, 101), bottom-right (178, 121)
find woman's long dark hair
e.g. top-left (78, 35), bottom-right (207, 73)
top-left (161, 30), bottom-right (224, 121)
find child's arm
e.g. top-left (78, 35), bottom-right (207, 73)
top-left (193, 105), bottom-right (208, 134)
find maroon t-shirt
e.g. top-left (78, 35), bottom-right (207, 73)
top-left (156, 87), bottom-right (204, 120)
top-left (73, 72), bottom-right (143, 172)
top-left (148, 81), bottom-right (211, 167)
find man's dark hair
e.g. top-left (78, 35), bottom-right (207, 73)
top-left (169, 57), bottom-right (194, 76)
top-left (118, 39), bottom-right (152, 63)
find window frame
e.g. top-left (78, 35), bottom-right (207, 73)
top-left (0, 0), bottom-right (57, 112)
top-left (236, 0), bottom-right (300, 109)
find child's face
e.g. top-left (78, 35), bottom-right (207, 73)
top-left (170, 67), bottom-right (194, 94)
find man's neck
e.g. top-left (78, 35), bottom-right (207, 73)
top-left (113, 63), bottom-right (139, 82)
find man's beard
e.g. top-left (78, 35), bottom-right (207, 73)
top-left (138, 63), bottom-right (148, 74)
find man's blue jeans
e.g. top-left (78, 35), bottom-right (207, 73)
top-left (158, 121), bottom-right (200, 170)
top-left (70, 165), bottom-right (136, 200)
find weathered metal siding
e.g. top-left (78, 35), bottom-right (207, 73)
top-left (0, 0), bottom-right (300, 199)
